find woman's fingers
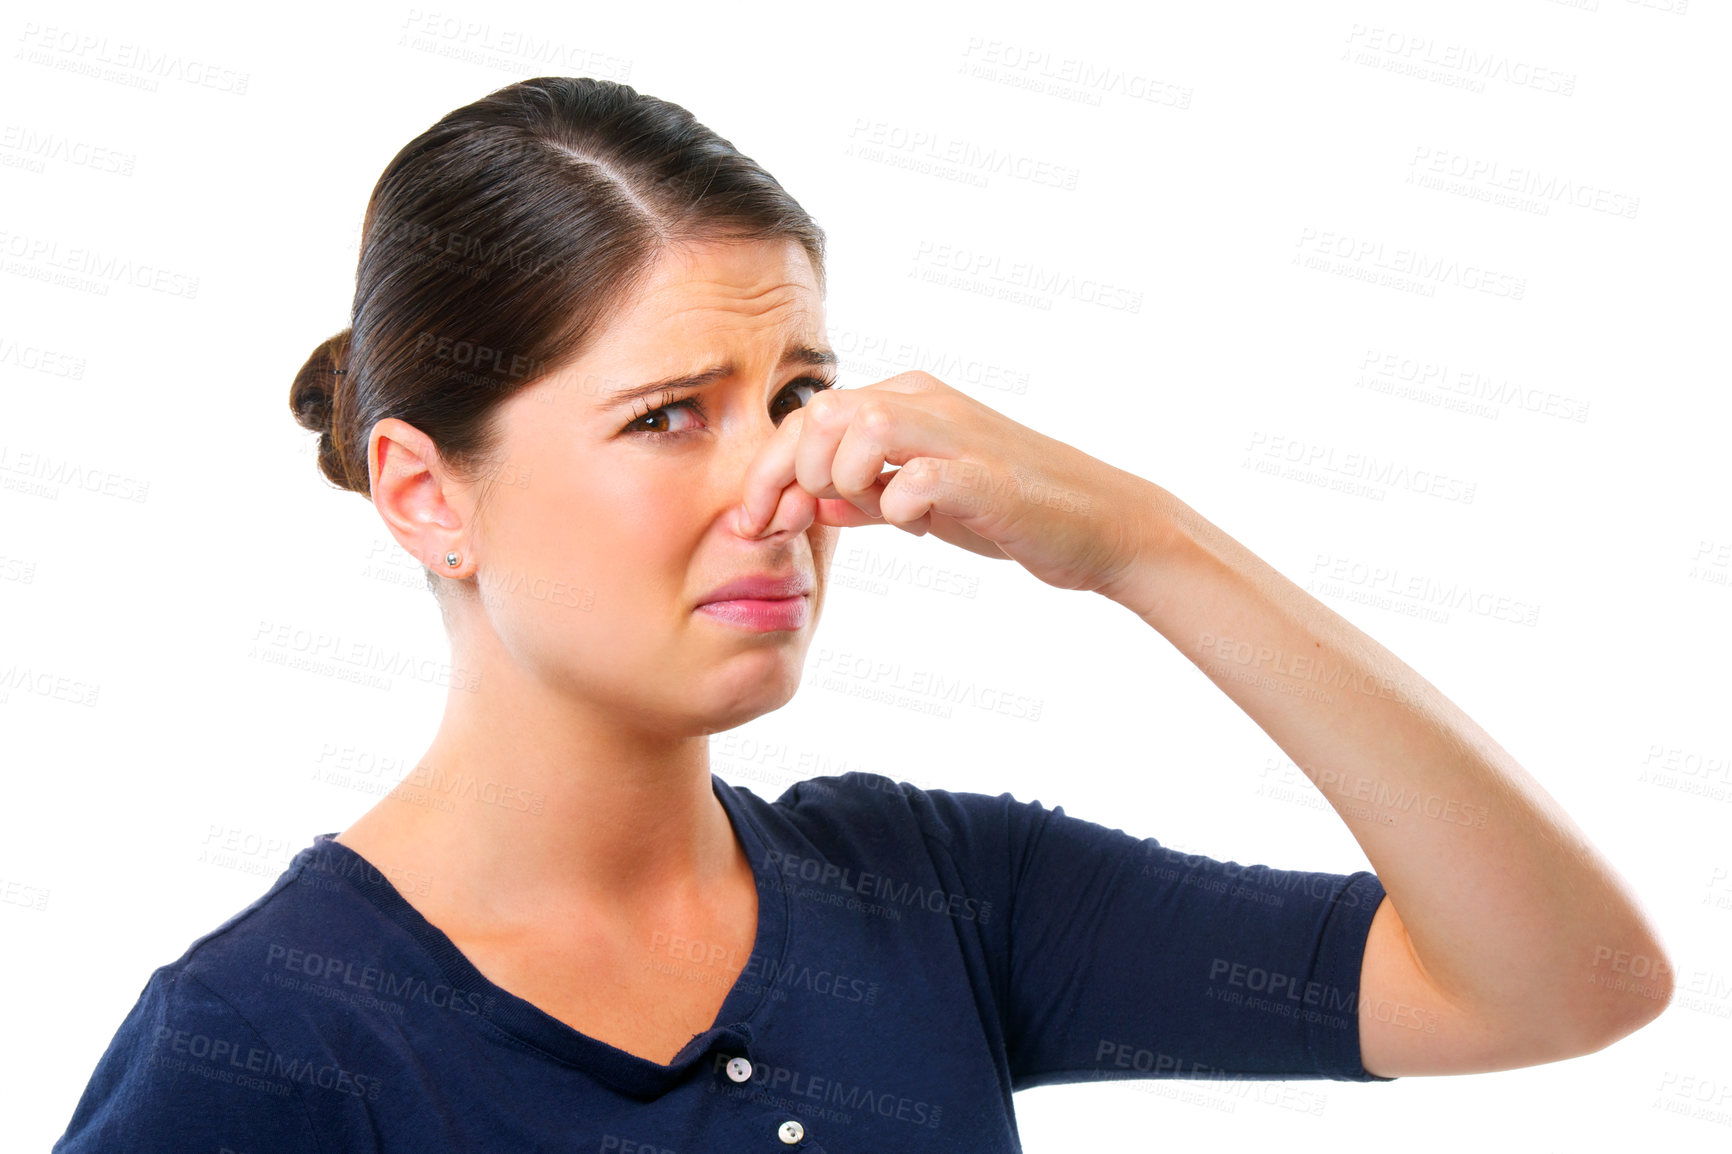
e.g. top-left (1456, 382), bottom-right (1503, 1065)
top-left (739, 376), bottom-right (957, 534)
top-left (738, 368), bottom-right (1140, 593)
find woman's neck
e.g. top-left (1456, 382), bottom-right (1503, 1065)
top-left (334, 666), bottom-right (744, 935)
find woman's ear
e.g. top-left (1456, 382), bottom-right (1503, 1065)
top-left (369, 418), bottom-right (475, 577)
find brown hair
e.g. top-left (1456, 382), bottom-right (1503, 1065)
top-left (288, 76), bottom-right (826, 582)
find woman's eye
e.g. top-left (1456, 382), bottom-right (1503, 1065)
top-left (625, 378), bottom-right (838, 441)
top-left (771, 377), bottom-right (838, 424)
top-left (624, 389), bottom-right (706, 440)
top-left (627, 397), bottom-right (703, 438)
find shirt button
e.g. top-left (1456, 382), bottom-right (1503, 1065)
top-left (724, 1056), bottom-right (753, 1083)
top-left (777, 1119), bottom-right (805, 1144)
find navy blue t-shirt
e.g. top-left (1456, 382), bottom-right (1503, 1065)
top-left (55, 772), bottom-right (1394, 1152)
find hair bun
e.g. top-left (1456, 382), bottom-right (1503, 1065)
top-left (289, 329), bottom-right (359, 491)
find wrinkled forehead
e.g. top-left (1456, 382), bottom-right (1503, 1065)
top-left (624, 237), bottom-right (823, 325)
top-left (589, 240), bottom-right (825, 366)
top-left (522, 239), bottom-right (831, 412)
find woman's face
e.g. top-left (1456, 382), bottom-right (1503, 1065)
top-left (462, 237), bottom-right (838, 736)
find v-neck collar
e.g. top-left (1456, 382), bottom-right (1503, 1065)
top-left (297, 773), bottom-right (790, 1099)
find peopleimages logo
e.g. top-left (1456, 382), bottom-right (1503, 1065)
top-left (147, 1028), bottom-right (380, 1100)
top-left (264, 944), bottom-right (494, 1017)
top-left (762, 850), bottom-right (993, 924)
top-left (1293, 227), bottom-right (1525, 301)
top-left (708, 1054), bottom-right (943, 1128)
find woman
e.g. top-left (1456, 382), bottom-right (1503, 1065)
top-left (55, 76), bottom-right (1673, 1153)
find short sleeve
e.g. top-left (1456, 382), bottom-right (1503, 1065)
top-left (905, 784), bottom-right (1397, 1089)
top-left (55, 967), bottom-right (323, 1154)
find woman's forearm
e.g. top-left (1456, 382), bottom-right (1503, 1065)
top-left (1096, 478), bottom-right (1674, 1043)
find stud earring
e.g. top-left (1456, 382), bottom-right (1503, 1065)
top-left (445, 552), bottom-right (461, 568)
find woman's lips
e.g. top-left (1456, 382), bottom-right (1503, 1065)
top-left (694, 595), bottom-right (810, 632)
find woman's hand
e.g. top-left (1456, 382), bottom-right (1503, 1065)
top-left (735, 371), bottom-right (1156, 596)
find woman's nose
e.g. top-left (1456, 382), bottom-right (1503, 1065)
top-left (733, 480), bottom-right (815, 541)
top-left (726, 413), bottom-right (816, 542)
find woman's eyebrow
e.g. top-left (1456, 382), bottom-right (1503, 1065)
top-left (596, 344), bottom-right (837, 409)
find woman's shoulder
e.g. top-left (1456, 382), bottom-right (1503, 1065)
top-left (171, 838), bottom-right (375, 955)
top-left (53, 961), bottom-right (328, 1153)
top-left (54, 840), bottom-right (402, 1153)
top-left (730, 769), bottom-right (1057, 859)
top-left (152, 837), bottom-right (438, 1041)
top-left (739, 769), bottom-right (932, 830)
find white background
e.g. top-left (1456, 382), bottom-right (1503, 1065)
top-left (4, 0), bottom-right (1729, 1149)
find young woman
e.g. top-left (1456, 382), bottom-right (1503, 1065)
top-left (55, 76), bottom-right (1673, 1153)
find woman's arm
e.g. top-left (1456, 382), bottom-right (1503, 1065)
top-left (736, 374), bottom-right (1673, 1076)
top-left (1095, 480), bottom-right (1675, 1078)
